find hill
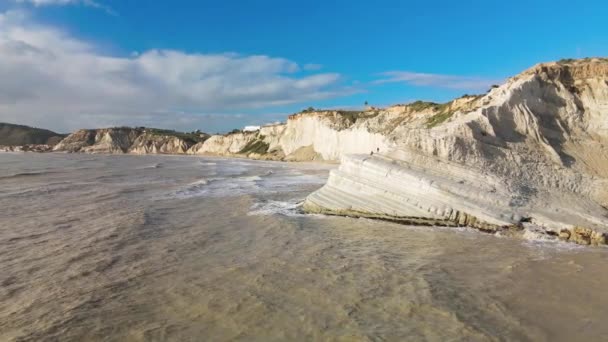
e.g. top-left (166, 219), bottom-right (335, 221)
top-left (0, 123), bottom-right (66, 146)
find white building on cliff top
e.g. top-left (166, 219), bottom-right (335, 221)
top-left (243, 125), bottom-right (261, 132)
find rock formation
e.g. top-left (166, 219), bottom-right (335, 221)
top-left (53, 127), bottom-right (143, 153)
top-left (53, 128), bottom-right (207, 154)
top-left (187, 124), bottom-right (286, 160)
top-left (278, 111), bottom-right (391, 160)
top-left (0, 144), bottom-right (53, 153)
top-left (0, 122), bottom-right (65, 147)
top-left (129, 132), bottom-right (207, 154)
top-left (304, 58), bottom-right (608, 245)
top-left (187, 111), bottom-right (393, 161)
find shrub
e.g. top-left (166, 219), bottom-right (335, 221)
top-left (239, 139), bottom-right (269, 154)
top-left (426, 110), bottom-right (455, 128)
top-left (407, 100), bottom-right (439, 112)
top-left (425, 101), bottom-right (456, 128)
top-left (146, 128), bottom-right (206, 144)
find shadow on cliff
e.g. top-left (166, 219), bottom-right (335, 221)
top-left (482, 77), bottom-right (579, 167)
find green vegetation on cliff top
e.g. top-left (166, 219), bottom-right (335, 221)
top-left (426, 108), bottom-right (457, 128)
top-left (404, 95), bottom-right (481, 128)
top-left (145, 128), bottom-right (207, 144)
top-left (239, 138), bottom-right (270, 154)
top-left (557, 57), bottom-right (608, 65)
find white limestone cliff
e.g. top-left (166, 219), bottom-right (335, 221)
top-left (305, 58), bottom-right (608, 245)
top-left (129, 134), bottom-right (201, 154)
top-left (188, 131), bottom-right (259, 156)
top-left (186, 112), bottom-right (394, 161)
top-left (53, 128), bottom-right (141, 153)
top-left (279, 112), bottom-right (392, 160)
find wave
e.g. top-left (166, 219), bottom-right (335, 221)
top-left (0, 181), bottom-right (95, 198)
top-left (518, 226), bottom-right (587, 251)
top-left (172, 173), bottom-right (284, 199)
top-left (168, 164), bottom-right (327, 200)
top-left (0, 171), bottom-right (59, 180)
top-left (138, 163), bottom-right (164, 169)
top-left (247, 199), bottom-right (333, 219)
top-left (198, 161), bottom-right (217, 166)
top-left (173, 178), bottom-right (214, 198)
top-left (248, 199), bottom-right (304, 217)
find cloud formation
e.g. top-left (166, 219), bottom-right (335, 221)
top-left (15, 0), bottom-right (90, 5)
top-left (0, 10), bottom-right (351, 132)
top-left (376, 71), bottom-right (501, 92)
top-left (13, 0), bottom-right (115, 15)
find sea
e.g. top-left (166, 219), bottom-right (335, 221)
top-left (1, 153), bottom-right (608, 341)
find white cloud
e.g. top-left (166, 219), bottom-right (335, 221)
top-left (376, 71), bottom-right (501, 92)
top-left (0, 10), bottom-right (352, 132)
top-left (13, 0), bottom-right (116, 15)
top-left (15, 0), bottom-right (79, 4)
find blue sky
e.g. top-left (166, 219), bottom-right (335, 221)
top-left (0, 0), bottom-right (607, 133)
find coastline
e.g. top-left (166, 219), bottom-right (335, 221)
top-left (3, 150), bottom-right (607, 247)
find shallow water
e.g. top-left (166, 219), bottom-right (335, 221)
top-left (1, 153), bottom-right (608, 341)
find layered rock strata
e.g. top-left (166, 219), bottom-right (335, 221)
top-left (53, 128), bottom-right (142, 153)
top-left (129, 133), bottom-right (204, 154)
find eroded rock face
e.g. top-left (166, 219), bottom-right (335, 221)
top-left (53, 128), bottom-right (205, 155)
top-left (129, 134), bottom-right (200, 154)
top-left (53, 128), bottom-right (143, 153)
top-left (184, 111), bottom-right (401, 161)
top-left (188, 131), bottom-right (259, 156)
top-left (279, 112), bottom-right (392, 160)
top-left (187, 124), bottom-right (287, 160)
top-left (305, 58), bottom-right (608, 245)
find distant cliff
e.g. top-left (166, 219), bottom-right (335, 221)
top-left (0, 122), bottom-right (65, 146)
top-left (50, 105), bottom-right (468, 160)
top-left (188, 124), bottom-right (286, 160)
top-left (187, 111), bottom-right (396, 161)
top-left (53, 128), bottom-right (208, 154)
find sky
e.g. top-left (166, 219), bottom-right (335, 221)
top-left (0, 0), bottom-right (607, 133)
